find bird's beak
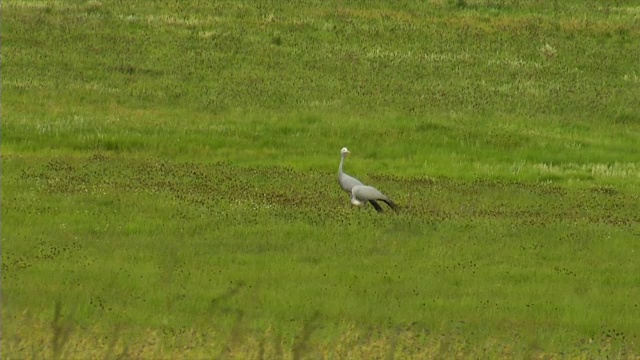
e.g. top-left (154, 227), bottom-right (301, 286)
top-left (346, 151), bottom-right (351, 156)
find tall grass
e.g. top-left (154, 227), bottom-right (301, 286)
top-left (2, 0), bottom-right (640, 357)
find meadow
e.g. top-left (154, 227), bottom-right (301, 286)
top-left (2, 0), bottom-right (640, 358)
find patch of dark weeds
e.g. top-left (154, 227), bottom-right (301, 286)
top-left (17, 156), bottom-right (640, 229)
top-left (2, 238), bottom-right (84, 276)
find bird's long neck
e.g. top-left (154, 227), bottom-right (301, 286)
top-left (338, 155), bottom-right (345, 175)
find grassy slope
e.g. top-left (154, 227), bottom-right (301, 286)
top-left (4, 1), bottom-right (639, 184)
top-left (2, 0), bottom-right (640, 358)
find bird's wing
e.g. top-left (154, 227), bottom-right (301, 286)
top-left (354, 185), bottom-right (387, 201)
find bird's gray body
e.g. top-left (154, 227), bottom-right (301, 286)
top-left (351, 185), bottom-right (398, 212)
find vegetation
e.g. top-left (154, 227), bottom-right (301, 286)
top-left (2, 0), bottom-right (639, 358)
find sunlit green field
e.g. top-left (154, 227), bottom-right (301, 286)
top-left (2, 0), bottom-right (640, 358)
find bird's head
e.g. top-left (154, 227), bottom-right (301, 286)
top-left (341, 147), bottom-right (351, 157)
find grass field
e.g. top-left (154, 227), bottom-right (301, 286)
top-left (2, 0), bottom-right (640, 358)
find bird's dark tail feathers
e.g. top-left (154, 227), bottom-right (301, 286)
top-left (369, 200), bottom-right (383, 212)
top-left (381, 199), bottom-right (398, 211)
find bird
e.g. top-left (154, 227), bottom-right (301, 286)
top-left (338, 147), bottom-right (364, 195)
top-left (351, 185), bottom-right (398, 213)
top-left (337, 147), bottom-right (396, 212)
top-left (338, 147), bottom-right (383, 210)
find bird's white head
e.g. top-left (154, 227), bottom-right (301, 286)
top-left (341, 147), bottom-right (350, 157)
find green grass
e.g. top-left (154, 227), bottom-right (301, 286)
top-left (2, 0), bottom-right (640, 358)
